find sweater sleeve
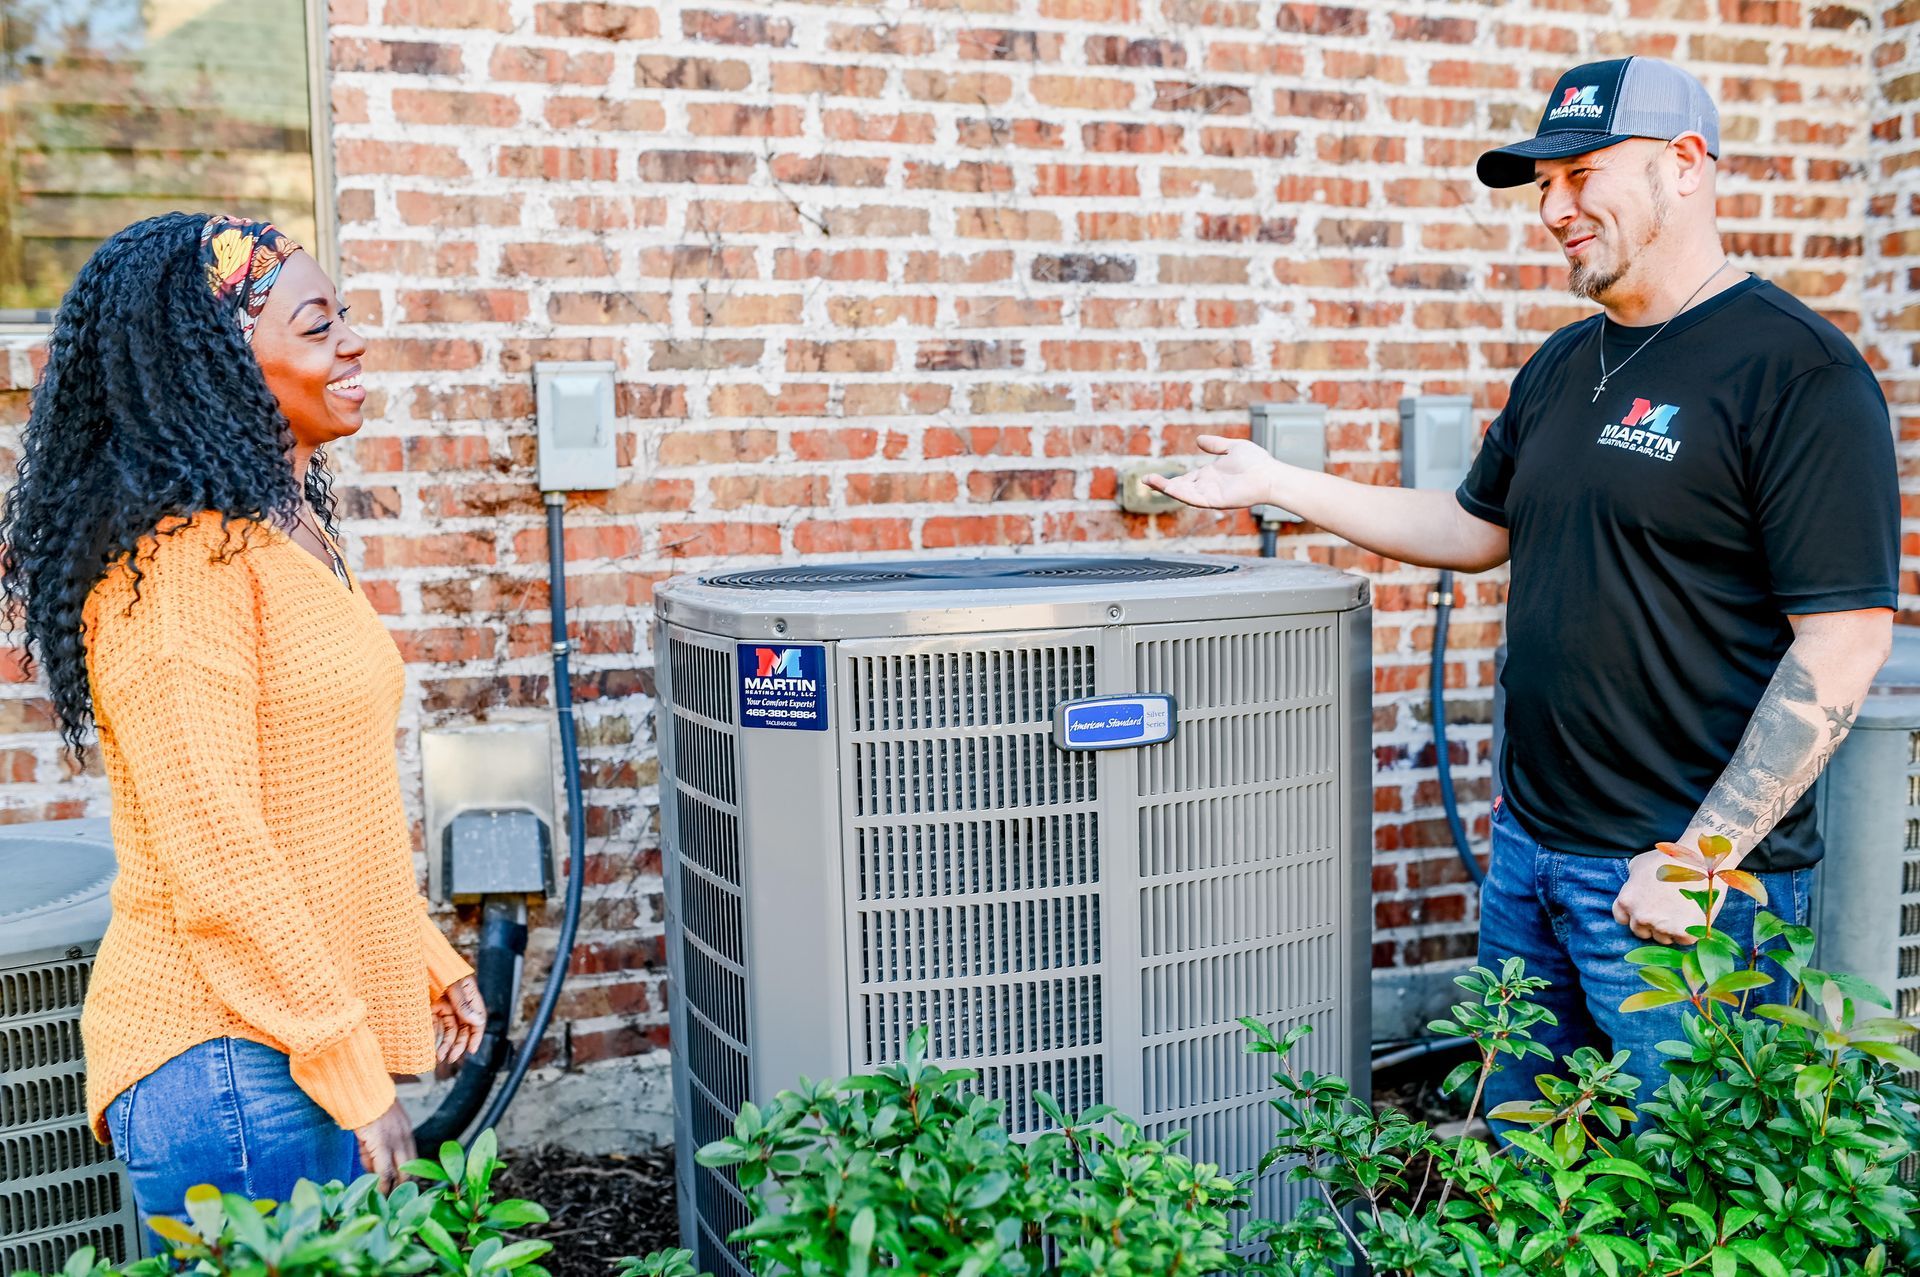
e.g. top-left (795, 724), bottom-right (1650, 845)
top-left (87, 526), bottom-right (395, 1130)
top-left (420, 905), bottom-right (474, 1002)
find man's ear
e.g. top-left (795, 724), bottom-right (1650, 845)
top-left (1668, 132), bottom-right (1713, 197)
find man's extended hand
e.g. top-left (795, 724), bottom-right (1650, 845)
top-left (1611, 849), bottom-right (1726, 946)
top-left (1141, 435), bottom-right (1278, 510)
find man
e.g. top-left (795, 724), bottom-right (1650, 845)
top-left (1149, 57), bottom-right (1897, 1118)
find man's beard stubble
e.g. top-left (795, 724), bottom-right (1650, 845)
top-left (1567, 156), bottom-right (1672, 303)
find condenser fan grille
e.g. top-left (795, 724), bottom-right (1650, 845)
top-left (705, 558), bottom-right (1236, 592)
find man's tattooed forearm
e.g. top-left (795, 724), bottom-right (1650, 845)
top-left (1692, 652), bottom-right (1858, 850)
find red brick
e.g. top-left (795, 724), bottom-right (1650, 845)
top-left (904, 70), bottom-right (1014, 104)
top-left (959, 28), bottom-right (1067, 60)
top-left (965, 469), bottom-right (1077, 501)
top-left (499, 243), bottom-right (617, 277)
top-left (772, 63), bottom-right (891, 96)
top-left (688, 103), bottom-right (805, 137)
top-left (657, 523), bottom-right (782, 557)
top-left (535, 2), bottom-right (658, 38)
top-left (774, 248), bottom-right (889, 281)
top-left (490, 45), bottom-right (613, 83)
top-left (385, 0), bottom-right (510, 28)
top-left (792, 428), bottom-right (879, 461)
top-left (335, 141), bottom-right (469, 178)
top-left (394, 192), bottom-right (522, 228)
top-left (401, 289), bottom-right (529, 324)
top-left (1033, 164), bottom-right (1141, 197)
top-left (635, 151), bottom-right (756, 184)
top-left (845, 473), bottom-right (960, 504)
top-left (497, 147), bottom-right (619, 181)
top-left (793, 519), bottom-right (914, 554)
top-left (708, 385), bottom-right (831, 417)
top-left (1032, 75), bottom-right (1137, 109)
top-left (922, 515), bottom-right (1036, 547)
top-left (709, 475), bottom-right (831, 510)
top-left (675, 197), bottom-right (787, 235)
top-left (545, 98), bottom-right (665, 131)
top-left (391, 89), bottom-right (520, 127)
top-left (823, 110), bottom-right (938, 144)
top-left (636, 55), bottom-right (751, 90)
top-left (682, 8), bottom-right (792, 44)
top-left (906, 162), bottom-right (1015, 193)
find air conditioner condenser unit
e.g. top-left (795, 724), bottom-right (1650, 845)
top-left (0, 818), bottom-right (139, 1276)
top-left (654, 555), bottom-right (1374, 1274)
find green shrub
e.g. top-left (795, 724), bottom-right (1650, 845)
top-left (628, 837), bottom-right (1920, 1277)
top-left (28, 1129), bottom-right (552, 1277)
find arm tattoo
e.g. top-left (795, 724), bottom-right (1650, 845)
top-left (1691, 651), bottom-right (1858, 851)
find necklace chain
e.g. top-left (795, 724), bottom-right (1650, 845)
top-left (293, 502), bottom-right (349, 584)
top-left (1592, 260), bottom-right (1733, 404)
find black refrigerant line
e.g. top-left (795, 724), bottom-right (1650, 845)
top-left (472, 494), bottom-right (590, 1136)
top-left (1432, 569), bottom-right (1485, 886)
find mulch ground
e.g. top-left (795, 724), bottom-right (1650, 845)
top-left (497, 1144), bottom-right (681, 1277)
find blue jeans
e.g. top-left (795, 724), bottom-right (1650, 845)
top-left (1476, 800), bottom-right (1813, 1123)
top-left (107, 1039), bottom-right (361, 1232)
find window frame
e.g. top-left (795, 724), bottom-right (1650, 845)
top-left (0, 0), bottom-right (336, 335)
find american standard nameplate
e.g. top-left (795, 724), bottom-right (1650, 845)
top-left (1052, 694), bottom-right (1178, 752)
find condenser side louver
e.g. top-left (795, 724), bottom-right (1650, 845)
top-left (0, 819), bottom-right (139, 1277)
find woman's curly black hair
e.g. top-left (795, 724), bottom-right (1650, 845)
top-left (0, 211), bottom-right (341, 755)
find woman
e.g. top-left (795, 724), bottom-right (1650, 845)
top-left (0, 213), bottom-right (487, 1215)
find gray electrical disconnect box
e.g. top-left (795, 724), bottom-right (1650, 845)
top-left (1249, 403), bottom-right (1326, 524)
top-left (534, 361), bottom-right (617, 492)
top-left (1399, 395), bottom-right (1476, 492)
top-left (422, 721), bottom-right (560, 903)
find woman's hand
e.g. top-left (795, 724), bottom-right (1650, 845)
top-left (355, 1099), bottom-right (417, 1193)
top-left (432, 975), bottom-right (487, 1066)
top-left (1141, 435), bottom-right (1281, 510)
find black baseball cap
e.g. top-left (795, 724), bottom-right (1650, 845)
top-left (1477, 57), bottom-right (1721, 188)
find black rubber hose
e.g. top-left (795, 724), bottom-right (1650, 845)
top-left (413, 897), bottom-right (525, 1148)
top-left (1371, 1036), bottom-right (1477, 1073)
top-left (475, 494), bottom-right (589, 1134)
top-left (1433, 569), bottom-right (1484, 886)
top-left (1258, 521), bottom-right (1277, 558)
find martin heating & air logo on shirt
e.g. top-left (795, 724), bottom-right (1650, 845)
top-left (1597, 397), bottom-right (1682, 462)
top-left (1548, 84), bottom-right (1604, 122)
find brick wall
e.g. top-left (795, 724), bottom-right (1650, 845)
top-left (0, 0), bottom-right (1894, 1118)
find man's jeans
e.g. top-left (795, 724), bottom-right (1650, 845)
top-left (1476, 799), bottom-right (1814, 1122)
top-left (107, 1038), bottom-right (361, 1234)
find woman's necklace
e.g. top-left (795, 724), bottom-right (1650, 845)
top-left (294, 504), bottom-right (349, 584)
top-left (1592, 260), bottom-right (1733, 403)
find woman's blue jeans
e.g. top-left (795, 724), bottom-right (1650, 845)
top-left (1476, 799), bottom-right (1814, 1124)
top-left (107, 1038), bottom-right (361, 1234)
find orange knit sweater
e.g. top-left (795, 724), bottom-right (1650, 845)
top-left (80, 511), bottom-right (472, 1141)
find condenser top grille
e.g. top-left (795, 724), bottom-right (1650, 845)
top-left (704, 558), bottom-right (1236, 592)
top-left (659, 553), bottom-right (1365, 643)
top-left (0, 820), bottom-right (114, 965)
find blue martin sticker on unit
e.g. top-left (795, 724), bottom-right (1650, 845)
top-left (738, 643), bottom-right (829, 731)
top-left (1053, 694), bottom-right (1177, 751)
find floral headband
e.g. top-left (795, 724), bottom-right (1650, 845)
top-left (200, 215), bottom-right (302, 344)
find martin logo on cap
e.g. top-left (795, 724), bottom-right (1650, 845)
top-left (1476, 57), bottom-right (1719, 189)
top-left (1548, 85), bottom-right (1603, 121)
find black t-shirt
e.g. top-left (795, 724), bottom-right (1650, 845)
top-left (1458, 276), bottom-right (1898, 871)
